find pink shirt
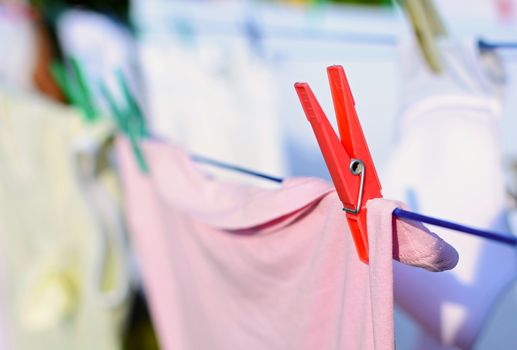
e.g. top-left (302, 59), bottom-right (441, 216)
top-left (117, 138), bottom-right (457, 350)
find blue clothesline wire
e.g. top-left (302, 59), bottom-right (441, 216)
top-left (195, 156), bottom-right (517, 247)
top-left (192, 155), bottom-right (285, 183)
top-left (478, 38), bottom-right (517, 50)
top-left (393, 208), bottom-right (517, 247)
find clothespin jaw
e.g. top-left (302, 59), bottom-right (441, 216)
top-left (295, 66), bottom-right (382, 263)
top-left (327, 66), bottom-right (381, 209)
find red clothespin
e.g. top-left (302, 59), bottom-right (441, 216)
top-left (294, 65), bottom-right (382, 263)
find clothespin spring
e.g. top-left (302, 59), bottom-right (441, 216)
top-left (342, 159), bottom-right (365, 215)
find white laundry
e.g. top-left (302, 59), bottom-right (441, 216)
top-left (383, 37), bottom-right (517, 349)
top-left (139, 35), bottom-right (285, 184)
top-left (0, 87), bottom-right (130, 350)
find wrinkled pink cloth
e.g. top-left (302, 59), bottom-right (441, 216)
top-left (117, 138), bottom-right (458, 350)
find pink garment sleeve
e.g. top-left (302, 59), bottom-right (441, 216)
top-left (381, 200), bottom-right (459, 272)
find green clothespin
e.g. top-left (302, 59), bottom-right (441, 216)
top-left (100, 73), bottom-right (149, 174)
top-left (51, 58), bottom-right (99, 122)
top-left (117, 71), bottom-right (148, 138)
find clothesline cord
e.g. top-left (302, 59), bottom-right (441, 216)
top-left (194, 155), bottom-right (517, 247)
top-left (393, 208), bottom-right (517, 247)
top-left (478, 39), bottom-right (517, 50)
top-left (192, 155), bottom-right (284, 183)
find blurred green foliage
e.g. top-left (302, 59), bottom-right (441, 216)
top-left (30, 0), bottom-right (129, 23)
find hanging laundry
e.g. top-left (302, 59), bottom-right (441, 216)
top-left (382, 36), bottom-right (517, 349)
top-left (117, 136), bottom-right (457, 350)
top-left (0, 88), bottom-right (131, 350)
top-left (139, 29), bottom-right (286, 184)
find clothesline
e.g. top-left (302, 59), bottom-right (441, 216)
top-left (478, 38), bottom-right (517, 50)
top-left (194, 155), bottom-right (517, 247)
top-left (165, 15), bottom-right (517, 50)
top-left (192, 154), bottom-right (285, 183)
top-left (393, 208), bottom-right (517, 246)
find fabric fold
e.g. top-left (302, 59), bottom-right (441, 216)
top-left (118, 137), bottom-right (458, 350)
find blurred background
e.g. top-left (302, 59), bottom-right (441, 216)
top-left (1, 0), bottom-right (517, 349)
